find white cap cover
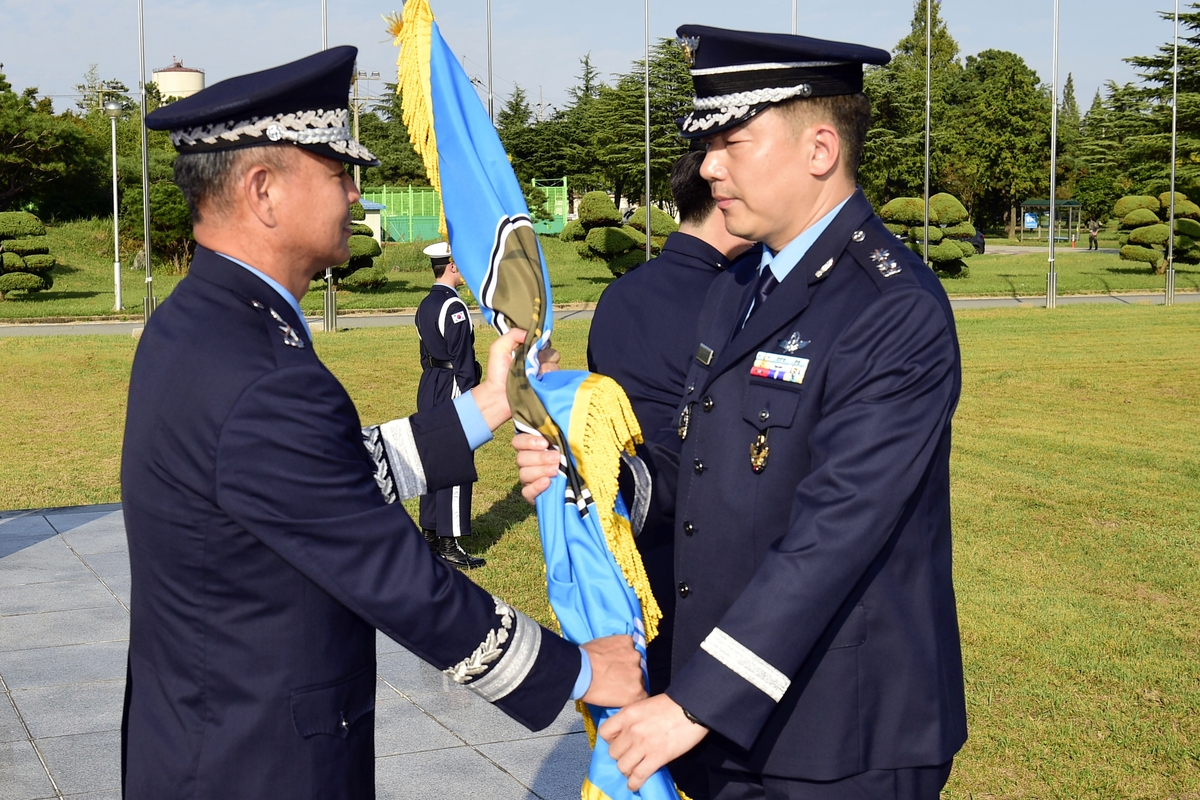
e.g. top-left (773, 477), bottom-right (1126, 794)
top-left (423, 242), bottom-right (452, 259)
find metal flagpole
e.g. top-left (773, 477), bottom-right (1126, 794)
top-left (106, 103), bottom-right (123, 311)
top-left (322, 3), bottom-right (337, 332)
top-left (645, 0), bottom-right (652, 260)
top-left (923, 0), bottom-right (931, 266)
top-left (1167, 0), bottom-right (1180, 306)
top-left (792, 0), bottom-right (797, 35)
top-left (138, 0), bottom-right (155, 322)
top-left (1046, 0), bottom-right (1060, 309)
top-left (487, 0), bottom-right (494, 123)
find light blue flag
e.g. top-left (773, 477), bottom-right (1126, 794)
top-left (392, 3), bottom-right (678, 799)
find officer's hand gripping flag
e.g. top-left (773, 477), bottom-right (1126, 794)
top-left (390, 3), bottom-right (678, 798)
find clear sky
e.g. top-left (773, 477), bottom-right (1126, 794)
top-left (0, 0), bottom-right (1178, 116)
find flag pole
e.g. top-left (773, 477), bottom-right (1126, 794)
top-left (1047, 0), bottom-right (1060, 309)
top-left (644, 0), bottom-right (652, 261)
top-left (792, 0), bottom-right (797, 35)
top-left (1167, 0), bottom-right (1179, 306)
top-left (487, 0), bottom-right (494, 123)
top-left (138, 0), bottom-right (155, 322)
top-left (322, 0), bottom-right (337, 332)
top-left (923, 0), bottom-right (931, 266)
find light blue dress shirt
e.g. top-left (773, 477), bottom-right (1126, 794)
top-left (217, 252), bottom-right (494, 449)
top-left (759, 196), bottom-right (852, 283)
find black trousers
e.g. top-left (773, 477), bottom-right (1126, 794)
top-left (679, 761), bottom-right (953, 800)
top-left (419, 481), bottom-right (473, 538)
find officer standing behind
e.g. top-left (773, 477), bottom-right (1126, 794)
top-left (520, 26), bottom-right (967, 800)
top-left (587, 150), bottom-right (755, 697)
top-left (126, 47), bottom-right (644, 800)
top-left (416, 241), bottom-right (485, 568)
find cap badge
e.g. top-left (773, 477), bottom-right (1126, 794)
top-left (266, 124), bottom-right (285, 142)
top-left (678, 35), bottom-right (700, 67)
top-left (779, 332), bottom-right (810, 353)
top-left (852, 230), bottom-right (865, 242)
top-left (870, 248), bottom-right (901, 278)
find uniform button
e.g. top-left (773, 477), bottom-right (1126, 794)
top-left (759, 409), bottom-right (770, 422)
top-left (693, 459), bottom-right (705, 475)
top-left (678, 582), bottom-right (690, 598)
top-left (687, 382), bottom-right (696, 395)
top-left (683, 521), bottom-right (695, 536)
top-left (702, 396), bottom-right (714, 412)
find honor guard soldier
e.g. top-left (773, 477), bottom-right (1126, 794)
top-left (519, 25), bottom-right (967, 800)
top-left (124, 46), bottom-right (643, 800)
top-left (587, 150), bottom-right (755, 698)
top-left (415, 241), bottom-right (486, 568)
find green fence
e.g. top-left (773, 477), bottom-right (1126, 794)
top-left (362, 179), bottom-right (569, 241)
top-left (531, 178), bottom-right (568, 235)
top-left (361, 185), bottom-right (443, 243)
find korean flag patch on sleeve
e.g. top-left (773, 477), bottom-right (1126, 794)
top-left (452, 310), bottom-right (466, 324)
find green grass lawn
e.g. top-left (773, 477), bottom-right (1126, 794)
top-left (1, 305), bottom-right (1198, 797)
top-left (3, 220), bottom-right (1194, 321)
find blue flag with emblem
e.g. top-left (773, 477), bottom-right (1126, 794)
top-left (390, 3), bottom-right (678, 799)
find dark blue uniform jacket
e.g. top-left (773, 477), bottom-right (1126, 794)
top-left (120, 247), bottom-right (577, 799)
top-left (415, 283), bottom-right (477, 410)
top-left (648, 192), bottom-right (967, 780)
top-left (587, 231), bottom-right (757, 695)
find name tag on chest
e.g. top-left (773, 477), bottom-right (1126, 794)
top-left (751, 352), bottom-right (809, 385)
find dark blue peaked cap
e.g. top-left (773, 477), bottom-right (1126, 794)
top-left (675, 25), bottom-right (890, 139)
top-left (146, 45), bottom-right (379, 167)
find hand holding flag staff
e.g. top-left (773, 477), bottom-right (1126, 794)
top-left (389, 2), bottom-right (678, 798)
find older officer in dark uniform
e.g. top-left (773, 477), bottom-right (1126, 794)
top-left (587, 150), bottom-right (754, 697)
top-left (521, 26), bottom-right (967, 800)
top-left (415, 241), bottom-right (485, 568)
top-left (124, 46), bottom-right (643, 800)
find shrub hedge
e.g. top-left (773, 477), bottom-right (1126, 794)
top-left (1120, 244), bottom-right (1162, 269)
top-left (929, 193), bottom-right (968, 226)
top-left (0, 212), bottom-right (47, 240)
top-left (1114, 195), bottom-right (1159, 218)
top-left (341, 266), bottom-right (388, 290)
top-left (1121, 208), bottom-right (1160, 229)
top-left (0, 271), bottom-right (49, 299)
top-left (3, 239), bottom-right (49, 256)
top-left (1, 252), bottom-right (25, 273)
top-left (20, 255), bottom-right (56, 275)
top-left (577, 192), bottom-right (622, 229)
top-left (350, 223), bottom-right (373, 237)
top-left (348, 235), bottom-right (382, 260)
top-left (350, 201), bottom-right (366, 221)
top-left (585, 226), bottom-right (639, 256)
top-left (884, 223), bottom-right (907, 237)
top-left (559, 219), bottom-right (585, 242)
top-left (879, 197), bottom-right (934, 225)
top-left (626, 206), bottom-right (679, 237)
top-left (1175, 218), bottom-right (1200, 238)
top-left (942, 222), bottom-right (977, 239)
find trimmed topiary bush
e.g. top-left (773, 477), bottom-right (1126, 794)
top-left (20, 255), bottom-right (56, 275)
top-left (1175, 218), bottom-right (1200, 238)
top-left (608, 249), bottom-right (648, 277)
top-left (1120, 244), bottom-right (1162, 269)
top-left (941, 222), bottom-right (976, 239)
top-left (1121, 208), bottom-right (1160, 229)
top-left (627, 206), bottom-right (679, 237)
top-left (348, 235), bottom-right (382, 260)
top-left (0, 271), bottom-right (49, 299)
top-left (577, 192), bottom-right (623, 229)
top-left (1159, 191), bottom-right (1188, 209)
top-left (3, 239), bottom-right (49, 257)
top-left (575, 241), bottom-right (596, 260)
top-left (559, 219), bottom-right (585, 242)
top-left (585, 226), bottom-right (640, 257)
top-left (341, 266), bottom-right (388, 290)
top-left (929, 193), bottom-right (968, 226)
top-left (350, 222), bottom-right (373, 237)
top-left (0, 212), bottom-right (47, 240)
top-left (884, 223), bottom-right (908, 238)
top-left (1, 252), bottom-right (25, 272)
top-left (933, 260), bottom-right (970, 279)
top-left (1129, 224), bottom-right (1172, 247)
top-left (909, 226), bottom-right (944, 244)
top-left (1176, 199), bottom-right (1200, 219)
top-left (1114, 195), bottom-right (1159, 218)
top-left (879, 197), bottom-right (935, 226)
top-left (350, 201), bottom-right (366, 221)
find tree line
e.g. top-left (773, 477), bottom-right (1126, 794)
top-left (3, 1), bottom-right (1199, 239)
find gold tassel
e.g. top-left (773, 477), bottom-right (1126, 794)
top-left (390, 0), bottom-right (449, 238)
top-left (568, 374), bottom-right (663, 642)
top-left (577, 700), bottom-right (597, 749)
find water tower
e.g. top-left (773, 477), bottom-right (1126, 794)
top-left (152, 57), bottom-right (205, 101)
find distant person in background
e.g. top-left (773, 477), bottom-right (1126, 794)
top-left (416, 241), bottom-right (486, 569)
top-left (1088, 218), bottom-right (1101, 250)
top-left (586, 149), bottom-right (756, 698)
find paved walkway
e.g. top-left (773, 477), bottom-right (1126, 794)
top-left (0, 505), bottom-right (590, 800)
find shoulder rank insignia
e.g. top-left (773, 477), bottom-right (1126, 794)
top-left (870, 248), bottom-right (902, 278)
top-left (779, 332), bottom-right (810, 353)
top-left (268, 307), bottom-right (305, 349)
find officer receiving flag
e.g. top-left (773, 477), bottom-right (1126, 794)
top-left (389, 2), bottom-right (678, 798)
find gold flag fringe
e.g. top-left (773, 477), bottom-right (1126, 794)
top-left (387, 1), bottom-right (448, 238)
top-left (568, 375), bottom-right (662, 642)
top-left (577, 700), bottom-right (597, 749)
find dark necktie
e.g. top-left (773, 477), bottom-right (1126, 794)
top-left (742, 267), bottom-right (779, 328)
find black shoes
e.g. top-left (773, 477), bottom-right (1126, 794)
top-left (424, 529), bottom-right (487, 569)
